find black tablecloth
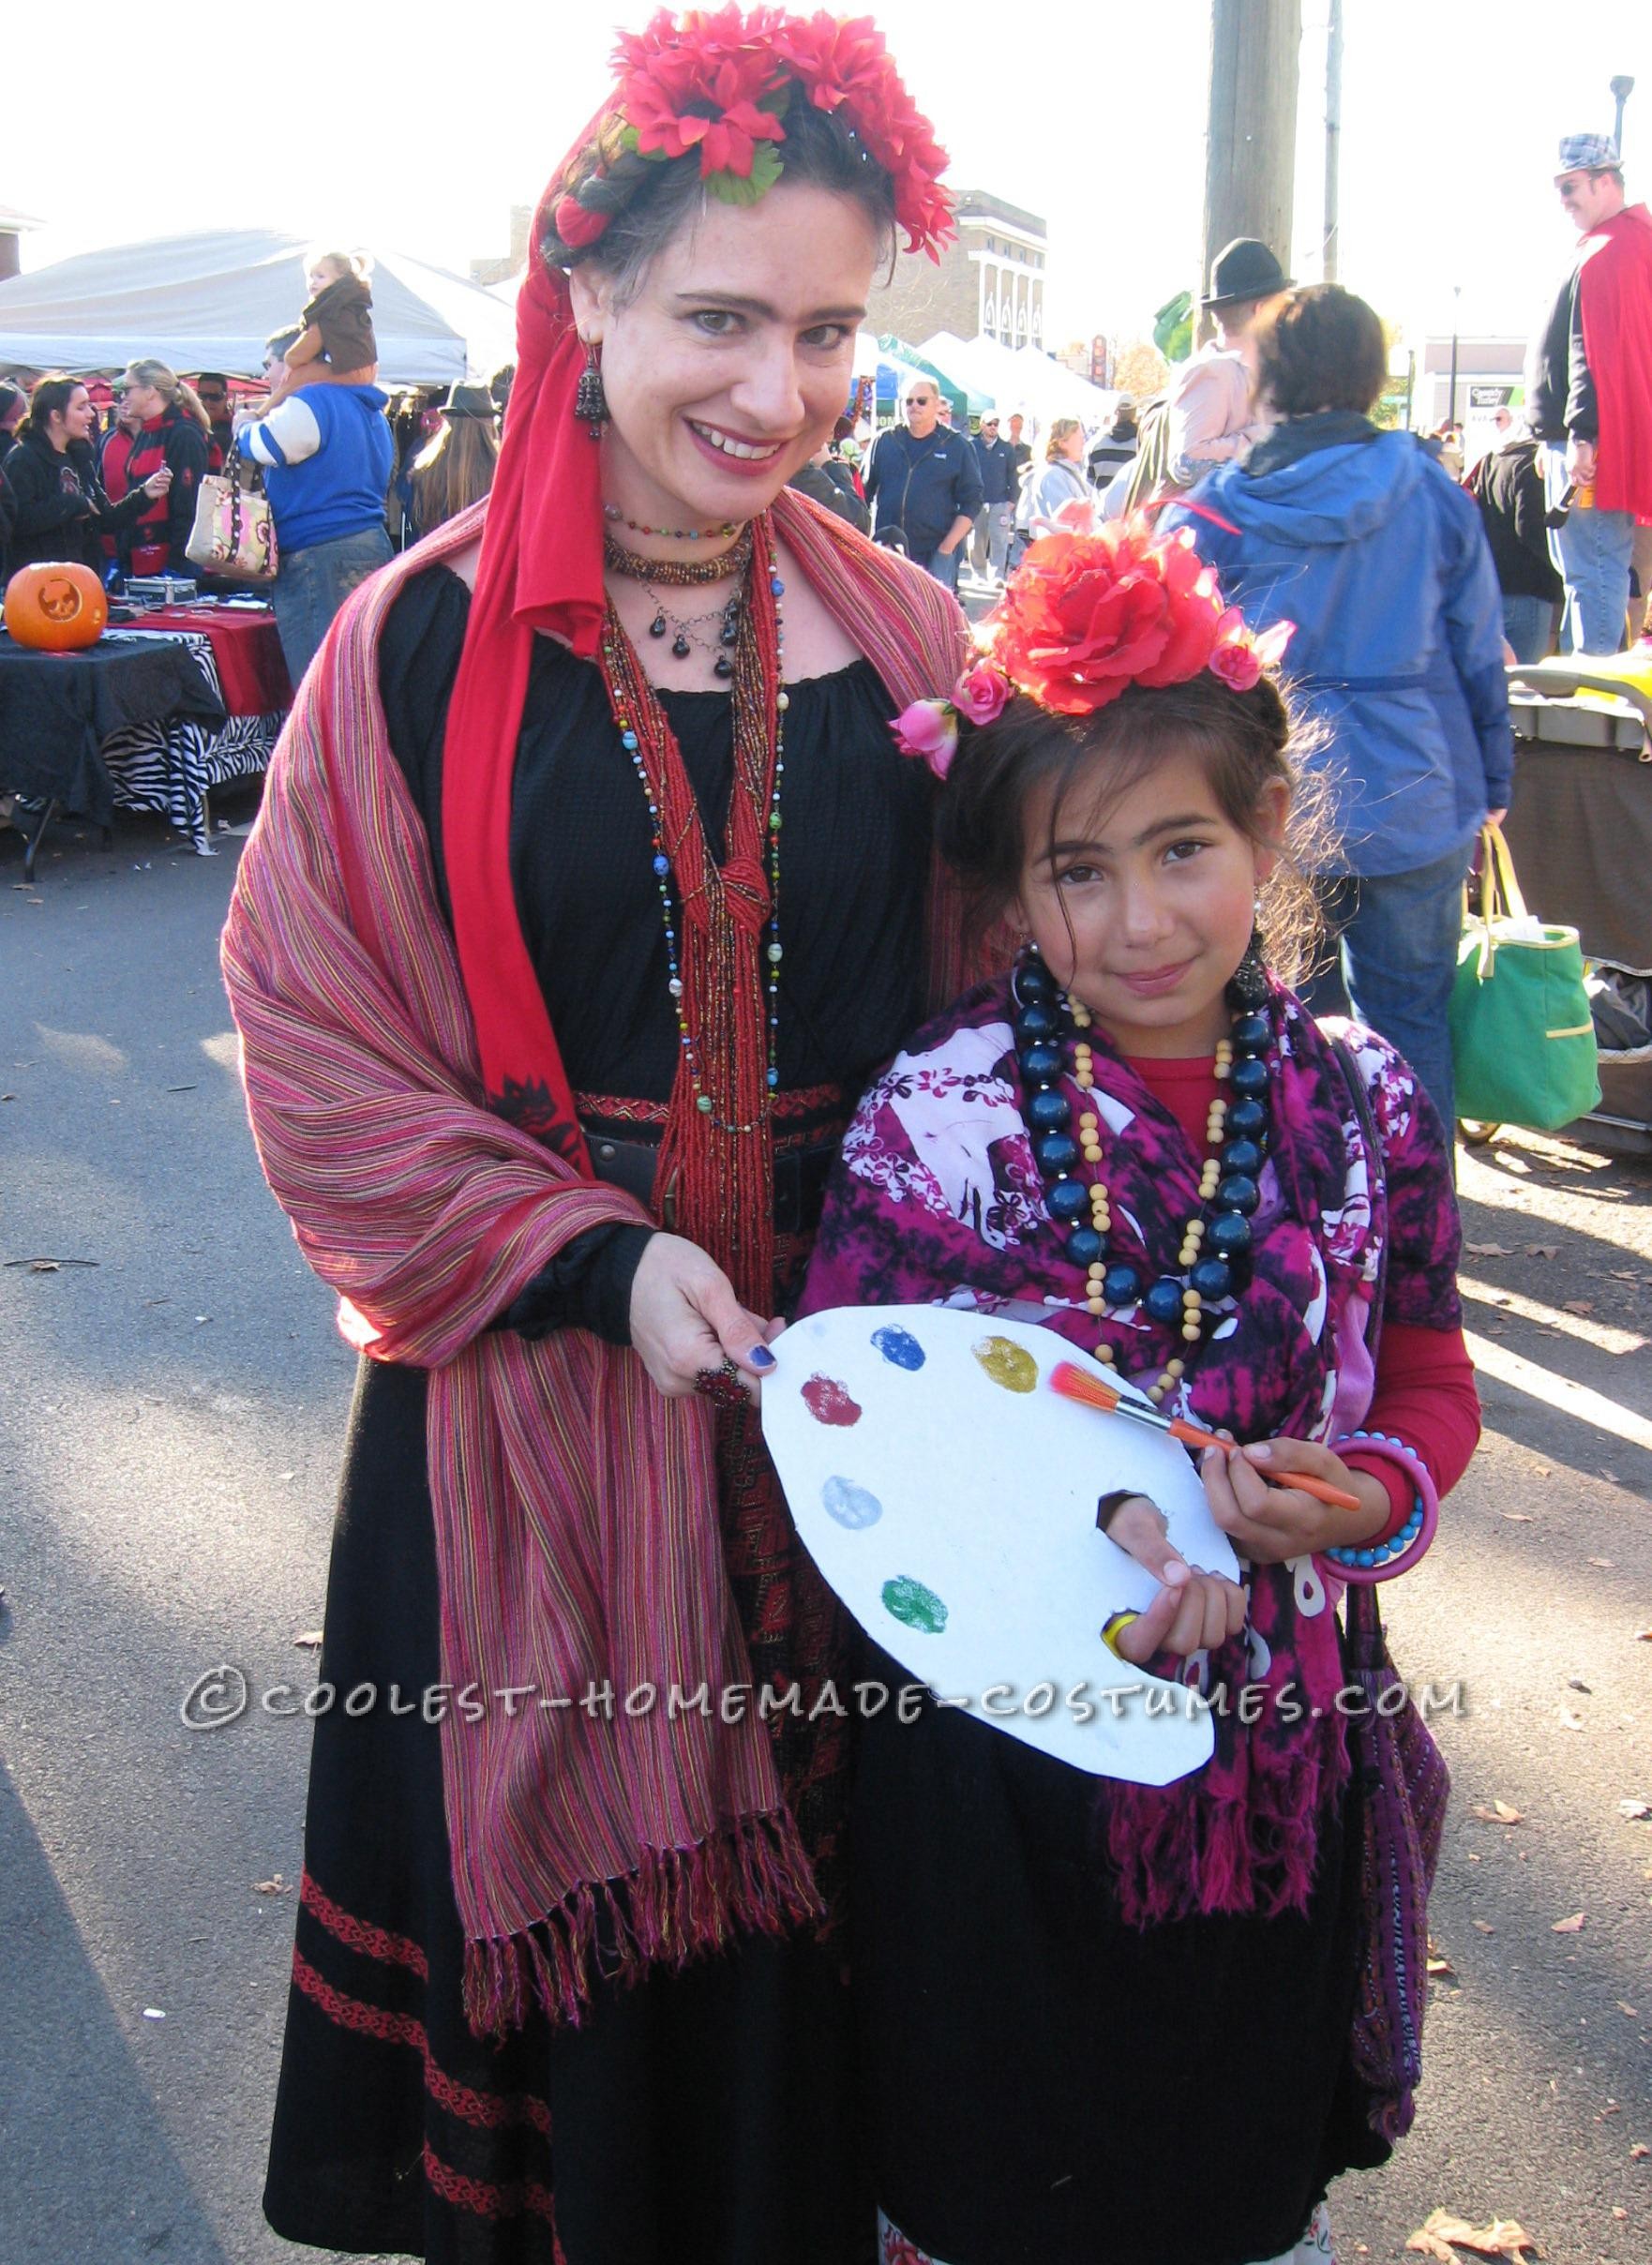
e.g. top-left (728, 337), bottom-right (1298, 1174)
top-left (0, 633), bottom-right (227, 827)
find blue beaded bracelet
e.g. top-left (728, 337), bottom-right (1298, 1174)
top-left (1318, 1428), bottom-right (1439, 1585)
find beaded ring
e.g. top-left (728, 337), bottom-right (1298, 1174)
top-left (1319, 1430), bottom-right (1440, 1583)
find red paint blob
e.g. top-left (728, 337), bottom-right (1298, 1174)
top-left (802, 1374), bottom-right (863, 1428)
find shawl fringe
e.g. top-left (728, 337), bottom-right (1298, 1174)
top-left (1104, 1708), bottom-right (1351, 1927)
top-left (463, 1808), bottom-right (822, 2036)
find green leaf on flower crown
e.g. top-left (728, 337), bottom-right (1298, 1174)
top-left (757, 80), bottom-right (791, 115)
top-left (615, 123), bottom-right (642, 156)
top-left (708, 144), bottom-right (786, 206)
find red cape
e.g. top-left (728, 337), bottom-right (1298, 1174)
top-left (1576, 202), bottom-right (1652, 517)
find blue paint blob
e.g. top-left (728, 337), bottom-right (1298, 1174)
top-left (871, 1325), bottom-right (926, 1372)
top-left (822, 1476), bottom-right (883, 1530)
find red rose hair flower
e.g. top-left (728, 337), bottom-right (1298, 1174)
top-left (982, 517), bottom-right (1291, 715)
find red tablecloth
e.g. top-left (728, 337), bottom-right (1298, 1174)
top-left (119, 605), bottom-right (291, 716)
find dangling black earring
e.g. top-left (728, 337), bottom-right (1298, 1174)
top-left (574, 340), bottom-right (608, 439)
top-left (1225, 915), bottom-right (1269, 1010)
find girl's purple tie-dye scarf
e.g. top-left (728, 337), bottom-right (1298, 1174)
top-left (801, 974), bottom-right (1462, 1924)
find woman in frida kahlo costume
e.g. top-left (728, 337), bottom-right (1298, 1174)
top-left (222, 10), bottom-right (966, 2260)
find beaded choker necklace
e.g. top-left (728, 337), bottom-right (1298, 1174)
top-left (1013, 947), bottom-right (1273, 1404)
top-left (603, 502), bottom-right (741, 542)
top-left (603, 531), bottom-right (752, 586)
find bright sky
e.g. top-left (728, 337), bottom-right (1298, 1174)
top-left (5, 0), bottom-right (1645, 349)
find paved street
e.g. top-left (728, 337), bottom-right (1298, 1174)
top-left (2, 807), bottom-right (1648, 2265)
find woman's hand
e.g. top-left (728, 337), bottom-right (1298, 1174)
top-left (1201, 1437), bottom-right (1389, 1564)
top-left (1101, 1492), bottom-right (1248, 1665)
top-left (142, 468), bottom-right (173, 499)
top-left (627, 1232), bottom-right (780, 1403)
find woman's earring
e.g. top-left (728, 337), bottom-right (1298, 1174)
top-left (1225, 913), bottom-right (1269, 1011)
top-left (574, 339), bottom-right (608, 440)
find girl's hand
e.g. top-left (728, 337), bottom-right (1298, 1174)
top-left (1201, 1437), bottom-right (1389, 1564)
top-left (1102, 1493), bottom-right (1248, 1665)
top-left (627, 1232), bottom-right (780, 1403)
top-left (142, 468), bottom-right (173, 497)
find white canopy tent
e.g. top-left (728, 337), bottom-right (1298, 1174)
top-left (0, 229), bottom-right (517, 383)
top-left (918, 330), bottom-right (1118, 429)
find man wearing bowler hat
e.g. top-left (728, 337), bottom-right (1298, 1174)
top-left (1527, 133), bottom-right (1652, 652)
top-left (1164, 237), bottom-right (1293, 490)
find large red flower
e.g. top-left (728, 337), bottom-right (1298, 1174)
top-left (984, 520), bottom-right (1228, 714)
top-left (607, 6), bottom-right (953, 253)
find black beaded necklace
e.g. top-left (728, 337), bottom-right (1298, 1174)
top-left (1013, 943), bottom-right (1274, 1402)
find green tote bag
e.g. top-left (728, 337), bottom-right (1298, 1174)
top-left (1449, 822), bottom-right (1600, 1131)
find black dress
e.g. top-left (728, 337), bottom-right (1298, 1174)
top-left (262, 567), bottom-right (933, 2265)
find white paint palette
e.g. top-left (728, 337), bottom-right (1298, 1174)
top-left (763, 1306), bottom-right (1240, 1784)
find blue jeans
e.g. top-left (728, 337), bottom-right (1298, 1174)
top-left (1500, 592), bottom-right (1554, 664)
top-left (273, 522), bottom-right (395, 685)
top-left (1542, 445), bottom-right (1634, 653)
top-left (914, 546), bottom-right (960, 592)
top-left (1302, 845), bottom-right (1471, 1132)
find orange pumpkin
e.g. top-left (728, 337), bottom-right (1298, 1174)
top-left (4, 561), bottom-right (110, 652)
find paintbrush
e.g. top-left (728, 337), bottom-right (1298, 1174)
top-left (1047, 1361), bottom-right (1362, 1512)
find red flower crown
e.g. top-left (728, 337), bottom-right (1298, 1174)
top-left (893, 509), bottom-right (1295, 777)
top-left (550, 8), bottom-right (954, 263)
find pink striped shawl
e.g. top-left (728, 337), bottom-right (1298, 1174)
top-left (221, 489), bottom-right (968, 2034)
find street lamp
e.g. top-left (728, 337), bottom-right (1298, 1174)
top-left (1611, 77), bottom-right (1634, 156)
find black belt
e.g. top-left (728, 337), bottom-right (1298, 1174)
top-left (585, 1132), bottom-right (835, 1237)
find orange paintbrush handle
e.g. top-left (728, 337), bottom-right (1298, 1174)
top-left (1162, 1413), bottom-right (1361, 1510)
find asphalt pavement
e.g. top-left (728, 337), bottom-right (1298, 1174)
top-left (2, 803), bottom-right (1648, 2265)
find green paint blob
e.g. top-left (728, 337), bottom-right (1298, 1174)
top-left (971, 1333), bottom-right (1039, 1394)
top-left (881, 1575), bottom-right (949, 1636)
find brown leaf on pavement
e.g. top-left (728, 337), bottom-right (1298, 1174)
top-left (1427, 1936), bottom-right (1456, 1977)
top-left (1599, 1471), bottom-right (1622, 1484)
top-left (1598, 2099), bottom-right (1622, 2119)
top-left (1525, 1243), bottom-right (1560, 1258)
top-left (1407, 2210), bottom-right (1538, 2258)
top-left (1551, 1912), bottom-right (1585, 1932)
top-left (1464, 1241), bottom-right (1515, 1256)
top-left (1631, 2140), bottom-right (1649, 2159)
top-left (1618, 1799), bottom-right (1652, 1822)
top-left (1472, 1801), bottom-right (1524, 1824)
top-left (1472, 1919), bottom-right (1495, 1934)
top-left (1500, 1511), bottom-right (1536, 1522)
top-left (1560, 1299), bottom-right (1594, 1315)
top-left (253, 1874), bottom-right (290, 1895)
top-left (293, 1631), bottom-right (323, 1649)
top-left (1587, 1557), bottom-right (1615, 1569)
top-left (1617, 2002), bottom-right (1640, 2018)
top-left (1637, 1628), bottom-right (1652, 1642)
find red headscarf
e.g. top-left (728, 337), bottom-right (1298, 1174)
top-left (439, 157), bottom-right (610, 1172)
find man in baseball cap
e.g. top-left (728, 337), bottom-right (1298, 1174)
top-left (1527, 134), bottom-right (1652, 651)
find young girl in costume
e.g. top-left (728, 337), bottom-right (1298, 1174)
top-left (264, 248), bottom-right (379, 408)
top-left (801, 517), bottom-right (1479, 2265)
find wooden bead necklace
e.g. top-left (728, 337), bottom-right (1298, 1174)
top-left (1013, 947), bottom-right (1272, 1403)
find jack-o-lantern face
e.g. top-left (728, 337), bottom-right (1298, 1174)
top-left (4, 561), bottom-right (109, 651)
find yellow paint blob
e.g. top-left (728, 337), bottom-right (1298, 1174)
top-left (971, 1334), bottom-right (1039, 1394)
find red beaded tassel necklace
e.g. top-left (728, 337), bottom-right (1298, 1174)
top-left (597, 517), bottom-right (787, 1314)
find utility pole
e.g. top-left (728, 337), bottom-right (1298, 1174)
top-left (1201, 0), bottom-right (1303, 338)
top-left (1323, 0), bottom-right (1344, 282)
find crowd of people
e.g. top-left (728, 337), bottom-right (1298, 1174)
top-left (3, 31), bottom-right (1648, 2258)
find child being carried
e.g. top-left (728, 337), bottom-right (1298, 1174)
top-left (265, 248), bottom-right (379, 410)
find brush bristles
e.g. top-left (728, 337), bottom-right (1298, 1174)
top-left (1047, 1360), bottom-right (1124, 1414)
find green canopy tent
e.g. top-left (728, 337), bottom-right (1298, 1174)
top-left (875, 334), bottom-right (992, 421)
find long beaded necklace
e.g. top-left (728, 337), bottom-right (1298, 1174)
top-left (1013, 947), bottom-right (1272, 1404)
top-left (598, 521), bottom-right (788, 1144)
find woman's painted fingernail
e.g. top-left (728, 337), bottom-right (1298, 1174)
top-left (748, 1345), bottom-right (776, 1371)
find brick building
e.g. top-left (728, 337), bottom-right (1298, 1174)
top-left (866, 188), bottom-right (1046, 348)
